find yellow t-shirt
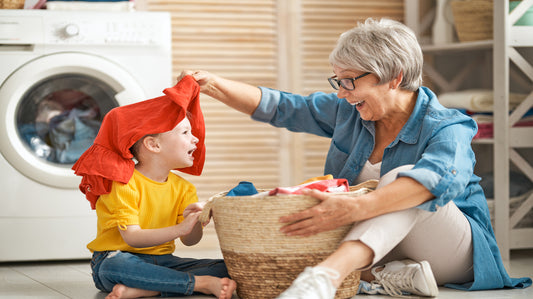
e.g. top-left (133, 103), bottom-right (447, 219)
top-left (87, 169), bottom-right (198, 255)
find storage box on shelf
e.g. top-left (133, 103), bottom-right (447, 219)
top-left (450, 0), bottom-right (493, 42)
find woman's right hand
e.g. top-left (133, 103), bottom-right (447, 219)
top-left (278, 189), bottom-right (366, 237)
top-left (178, 69), bottom-right (262, 116)
top-left (178, 70), bottom-right (214, 91)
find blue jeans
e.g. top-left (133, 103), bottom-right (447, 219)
top-left (91, 251), bottom-right (229, 297)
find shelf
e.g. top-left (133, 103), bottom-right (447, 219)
top-left (421, 40), bottom-right (493, 54)
top-left (511, 27), bottom-right (533, 46)
top-left (472, 138), bottom-right (494, 144)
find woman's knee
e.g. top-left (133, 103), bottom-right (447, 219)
top-left (377, 164), bottom-right (415, 189)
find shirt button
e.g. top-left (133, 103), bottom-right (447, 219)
top-left (451, 169), bottom-right (457, 175)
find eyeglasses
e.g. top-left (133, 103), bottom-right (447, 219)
top-left (328, 72), bottom-right (371, 90)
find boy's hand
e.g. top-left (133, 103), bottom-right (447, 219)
top-left (179, 211), bottom-right (202, 237)
top-left (183, 202), bottom-right (205, 218)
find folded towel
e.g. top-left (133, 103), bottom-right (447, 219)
top-left (438, 89), bottom-right (528, 112)
top-left (472, 114), bottom-right (533, 139)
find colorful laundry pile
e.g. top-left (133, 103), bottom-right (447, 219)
top-left (225, 176), bottom-right (349, 197)
top-left (18, 93), bottom-right (101, 164)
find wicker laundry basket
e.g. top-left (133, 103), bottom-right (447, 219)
top-left (450, 0), bottom-right (493, 42)
top-left (200, 180), bottom-right (378, 299)
top-left (0, 0), bottom-right (25, 9)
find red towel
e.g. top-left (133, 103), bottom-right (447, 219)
top-left (72, 75), bottom-right (205, 209)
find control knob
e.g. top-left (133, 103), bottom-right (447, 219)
top-left (63, 24), bottom-right (80, 37)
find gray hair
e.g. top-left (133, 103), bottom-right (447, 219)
top-left (329, 18), bottom-right (423, 91)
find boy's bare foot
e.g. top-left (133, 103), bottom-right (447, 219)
top-left (105, 284), bottom-right (159, 299)
top-left (194, 276), bottom-right (237, 299)
top-left (219, 277), bottom-right (238, 299)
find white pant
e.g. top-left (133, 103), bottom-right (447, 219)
top-left (343, 165), bottom-right (474, 285)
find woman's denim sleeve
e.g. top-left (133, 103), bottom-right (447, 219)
top-left (398, 117), bottom-right (478, 211)
top-left (252, 86), bottom-right (342, 138)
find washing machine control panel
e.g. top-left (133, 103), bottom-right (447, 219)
top-left (45, 14), bottom-right (168, 46)
top-left (0, 11), bottom-right (170, 48)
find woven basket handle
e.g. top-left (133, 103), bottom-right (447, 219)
top-left (199, 198), bottom-right (215, 225)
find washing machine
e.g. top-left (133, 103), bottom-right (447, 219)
top-left (0, 9), bottom-right (172, 261)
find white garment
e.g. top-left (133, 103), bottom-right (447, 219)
top-left (353, 160), bottom-right (382, 185)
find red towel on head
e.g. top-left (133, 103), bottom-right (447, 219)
top-left (72, 75), bottom-right (205, 209)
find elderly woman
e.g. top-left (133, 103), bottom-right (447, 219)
top-left (180, 18), bottom-right (531, 298)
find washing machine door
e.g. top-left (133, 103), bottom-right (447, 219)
top-left (0, 52), bottom-right (145, 189)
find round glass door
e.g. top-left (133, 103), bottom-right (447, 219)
top-left (17, 74), bottom-right (118, 165)
top-left (0, 52), bottom-right (145, 188)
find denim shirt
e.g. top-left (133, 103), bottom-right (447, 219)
top-left (252, 86), bottom-right (531, 290)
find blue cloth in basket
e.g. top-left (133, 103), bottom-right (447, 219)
top-left (226, 181), bottom-right (258, 196)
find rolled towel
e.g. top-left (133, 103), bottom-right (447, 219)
top-left (438, 89), bottom-right (528, 112)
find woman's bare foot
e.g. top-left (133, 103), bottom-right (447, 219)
top-left (105, 284), bottom-right (159, 299)
top-left (194, 276), bottom-right (237, 299)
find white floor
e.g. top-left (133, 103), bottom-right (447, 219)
top-left (0, 247), bottom-right (531, 299)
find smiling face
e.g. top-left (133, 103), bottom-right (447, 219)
top-left (157, 117), bottom-right (199, 169)
top-left (332, 65), bottom-right (398, 122)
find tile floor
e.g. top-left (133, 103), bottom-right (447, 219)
top-left (1, 247), bottom-right (532, 299)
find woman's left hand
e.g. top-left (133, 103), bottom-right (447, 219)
top-left (278, 189), bottom-right (364, 237)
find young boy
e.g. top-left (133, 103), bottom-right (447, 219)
top-left (72, 76), bottom-right (236, 299)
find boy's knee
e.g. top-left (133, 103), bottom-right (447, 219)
top-left (100, 251), bottom-right (132, 270)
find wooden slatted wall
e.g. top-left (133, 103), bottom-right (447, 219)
top-left (147, 0), bottom-right (281, 202)
top-left (145, 0), bottom-right (404, 201)
top-left (298, 0), bottom-right (405, 182)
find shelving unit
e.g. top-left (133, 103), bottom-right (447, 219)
top-left (405, 0), bottom-right (533, 263)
